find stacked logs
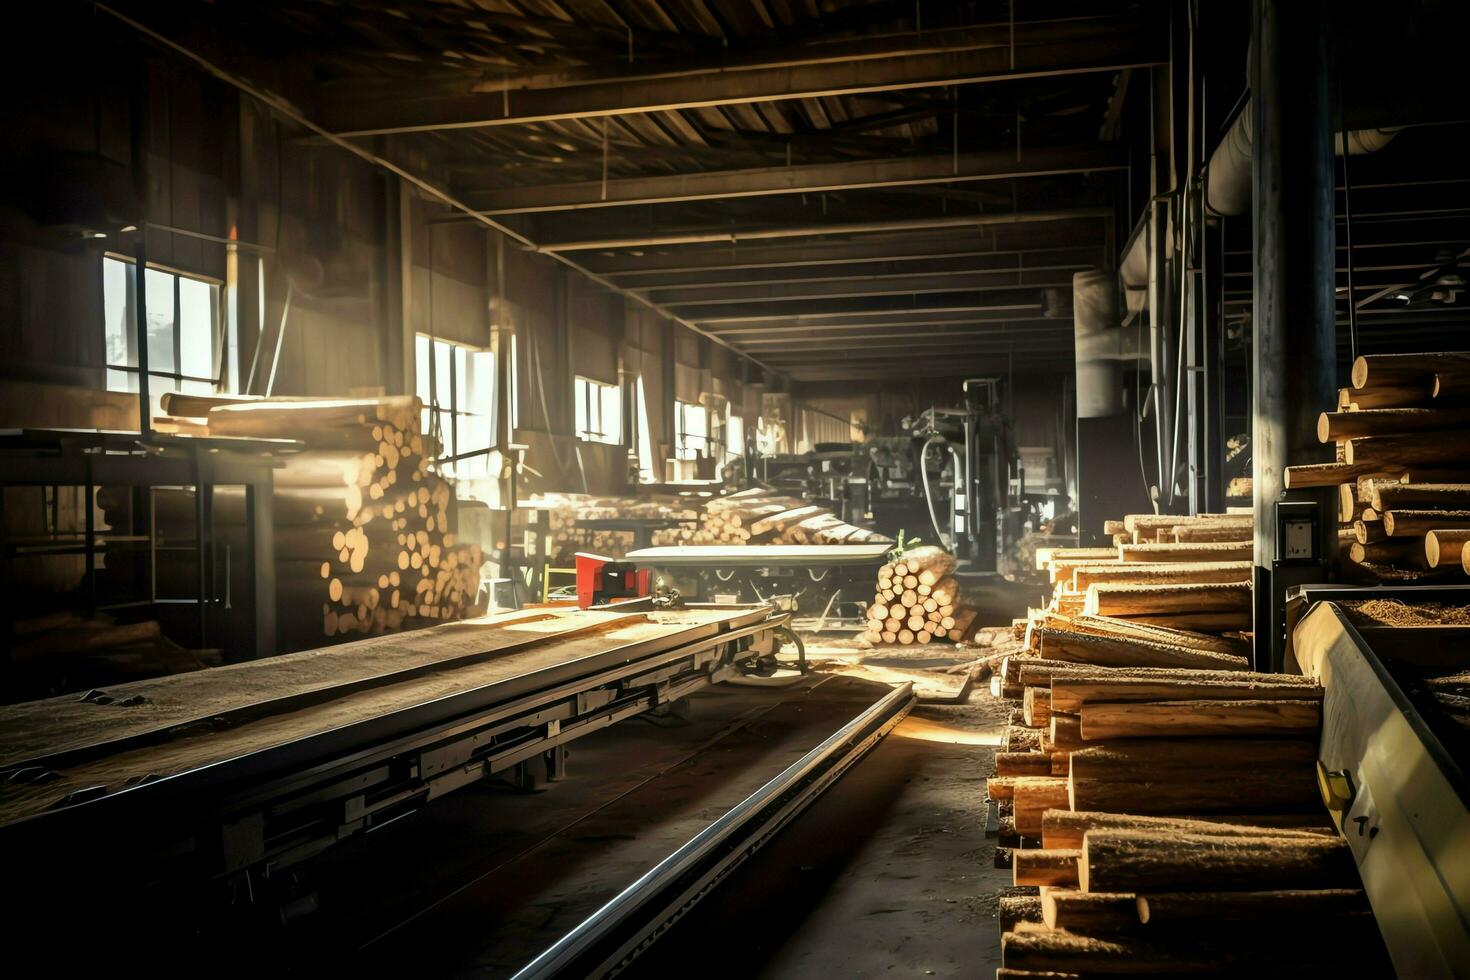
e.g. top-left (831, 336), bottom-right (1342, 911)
top-left (133, 394), bottom-right (484, 649)
top-left (861, 546), bottom-right (977, 645)
top-left (988, 660), bottom-right (1384, 975)
top-left (1029, 523), bottom-right (1253, 638)
top-left (698, 487), bottom-right (892, 546)
top-left (1284, 352), bottom-right (1470, 580)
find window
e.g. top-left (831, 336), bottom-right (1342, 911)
top-left (725, 410), bottom-right (744, 461)
top-left (103, 254), bottom-right (229, 398)
top-left (634, 376), bottom-right (656, 482)
top-left (674, 399), bottom-right (708, 461)
top-left (416, 335), bottom-right (495, 477)
top-left (574, 376), bottom-right (622, 445)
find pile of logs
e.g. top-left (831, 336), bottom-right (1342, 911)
top-left (861, 546), bottom-right (977, 645)
top-left (696, 488), bottom-right (892, 546)
top-left (8, 612), bottom-right (218, 697)
top-left (987, 656), bottom-right (1384, 975)
top-left (1028, 513), bottom-right (1253, 637)
top-left (126, 393), bottom-right (485, 650)
top-left (1283, 352), bottom-right (1470, 580)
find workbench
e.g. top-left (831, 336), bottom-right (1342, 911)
top-left (0, 603), bottom-right (780, 898)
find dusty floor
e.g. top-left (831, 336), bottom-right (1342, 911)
top-left (187, 636), bottom-right (1014, 977)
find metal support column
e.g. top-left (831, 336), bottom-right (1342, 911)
top-left (1251, 0), bottom-right (1340, 670)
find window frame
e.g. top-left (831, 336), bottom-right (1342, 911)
top-left (416, 334), bottom-right (495, 475)
top-left (102, 252), bottom-right (228, 394)
top-left (574, 374), bottom-right (622, 445)
top-left (674, 398), bottom-right (709, 461)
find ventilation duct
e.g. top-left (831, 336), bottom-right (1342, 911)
top-left (1074, 270), bottom-right (1146, 418)
top-left (1206, 102), bottom-right (1400, 216)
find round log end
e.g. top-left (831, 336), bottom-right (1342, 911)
top-left (1382, 513), bottom-right (1397, 537)
top-left (1135, 895), bottom-right (1152, 924)
top-left (1316, 411), bottom-right (1331, 444)
top-left (1426, 531), bottom-right (1441, 568)
top-left (1341, 440), bottom-right (1358, 465)
top-left (1351, 355), bottom-right (1369, 389)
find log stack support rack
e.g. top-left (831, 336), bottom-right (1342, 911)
top-left (1286, 583), bottom-right (1470, 976)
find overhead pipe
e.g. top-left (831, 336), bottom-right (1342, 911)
top-left (1073, 270), bottom-right (1145, 418)
top-left (1206, 104), bottom-right (1400, 216)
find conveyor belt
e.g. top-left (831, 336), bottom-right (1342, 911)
top-left (1289, 585), bottom-right (1470, 978)
top-left (1, 603), bottom-right (779, 894)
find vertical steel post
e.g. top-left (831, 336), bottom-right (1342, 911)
top-left (1251, 0), bottom-right (1339, 670)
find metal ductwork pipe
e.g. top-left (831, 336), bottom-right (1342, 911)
top-left (1206, 101), bottom-right (1400, 216)
top-left (1073, 270), bottom-right (1144, 418)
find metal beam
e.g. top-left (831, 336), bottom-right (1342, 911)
top-left (536, 208), bottom-right (1112, 253)
top-left (322, 17), bottom-right (1164, 135)
top-left (466, 145), bottom-right (1125, 214)
top-left (585, 222), bottom-right (1106, 274)
top-left (712, 315), bottom-right (1065, 337)
top-left (738, 330), bottom-right (1072, 351)
top-left (616, 247), bottom-right (1102, 290)
top-left (683, 292), bottom-right (1047, 324)
top-left (652, 270), bottom-right (1079, 306)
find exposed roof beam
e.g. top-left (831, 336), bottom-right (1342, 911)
top-left (738, 327), bottom-right (1072, 349)
top-left (322, 16), bottom-right (1163, 135)
top-left (466, 144), bottom-right (1124, 214)
top-left (684, 292), bottom-right (1048, 323)
top-left (588, 225), bottom-right (1105, 274)
top-left (535, 207), bottom-right (1111, 252)
top-left (764, 348), bottom-right (1069, 364)
top-left (712, 315), bottom-right (1065, 336)
top-left (616, 247), bottom-right (1101, 289)
top-left (653, 269), bottom-right (1077, 306)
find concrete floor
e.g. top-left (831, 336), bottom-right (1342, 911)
top-left (265, 645), bottom-right (1013, 978)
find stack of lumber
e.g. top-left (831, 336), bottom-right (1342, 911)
top-left (1285, 352), bottom-right (1470, 580)
top-left (861, 546), bottom-right (977, 646)
top-left (109, 394), bottom-right (484, 650)
top-left (1099, 510), bottom-right (1252, 547)
top-left (1030, 528), bottom-right (1253, 636)
top-left (987, 657), bottom-right (1384, 975)
top-left (697, 487), bottom-right (892, 546)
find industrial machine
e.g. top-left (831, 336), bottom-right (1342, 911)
top-left (575, 552), bottom-right (652, 609)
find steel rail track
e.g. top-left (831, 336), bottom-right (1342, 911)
top-left (511, 681), bottom-right (916, 979)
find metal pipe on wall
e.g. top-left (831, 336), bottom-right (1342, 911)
top-left (1251, 0), bottom-right (1340, 670)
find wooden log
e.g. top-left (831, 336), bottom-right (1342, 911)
top-left (1084, 582), bottom-right (1251, 618)
top-left (1426, 528), bottom-right (1470, 568)
top-left (1283, 460), bottom-right (1385, 489)
top-left (1383, 509), bottom-right (1470, 537)
top-left (1068, 738), bottom-right (1318, 780)
top-left (996, 752), bottom-right (1054, 777)
top-left (1013, 776), bottom-right (1071, 836)
top-left (1078, 699), bottom-right (1322, 740)
top-left (1164, 524), bottom-right (1252, 543)
top-left (1038, 628), bottom-right (1250, 671)
top-left (988, 775), bottom-right (1060, 803)
top-left (1023, 686), bottom-right (1052, 728)
top-left (1012, 848), bottom-right (1081, 887)
top-left (1116, 541), bottom-right (1253, 562)
top-left (1136, 888), bottom-right (1370, 925)
top-left (1317, 407), bottom-right (1470, 443)
top-left (1079, 831), bottom-right (1359, 894)
top-left (1344, 434), bottom-right (1466, 470)
top-left (1046, 713), bottom-right (1084, 752)
top-left (1062, 614), bottom-right (1248, 656)
top-left (1348, 538), bottom-right (1426, 566)
top-left (1341, 382), bottom-right (1431, 410)
top-left (1352, 351), bottom-right (1470, 389)
top-left (1372, 482), bottom-right (1470, 512)
top-left (998, 895), bottom-right (1044, 931)
top-left (1070, 561), bottom-right (1251, 591)
top-left (1352, 519), bottom-right (1386, 545)
top-left (1041, 811), bottom-right (1338, 851)
top-left (1014, 658), bottom-right (1091, 689)
top-left (1005, 727), bottom-right (1043, 753)
top-left (1050, 672), bottom-right (1321, 713)
top-left (1042, 890), bottom-right (1140, 932)
top-left (1069, 770), bottom-right (1320, 815)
